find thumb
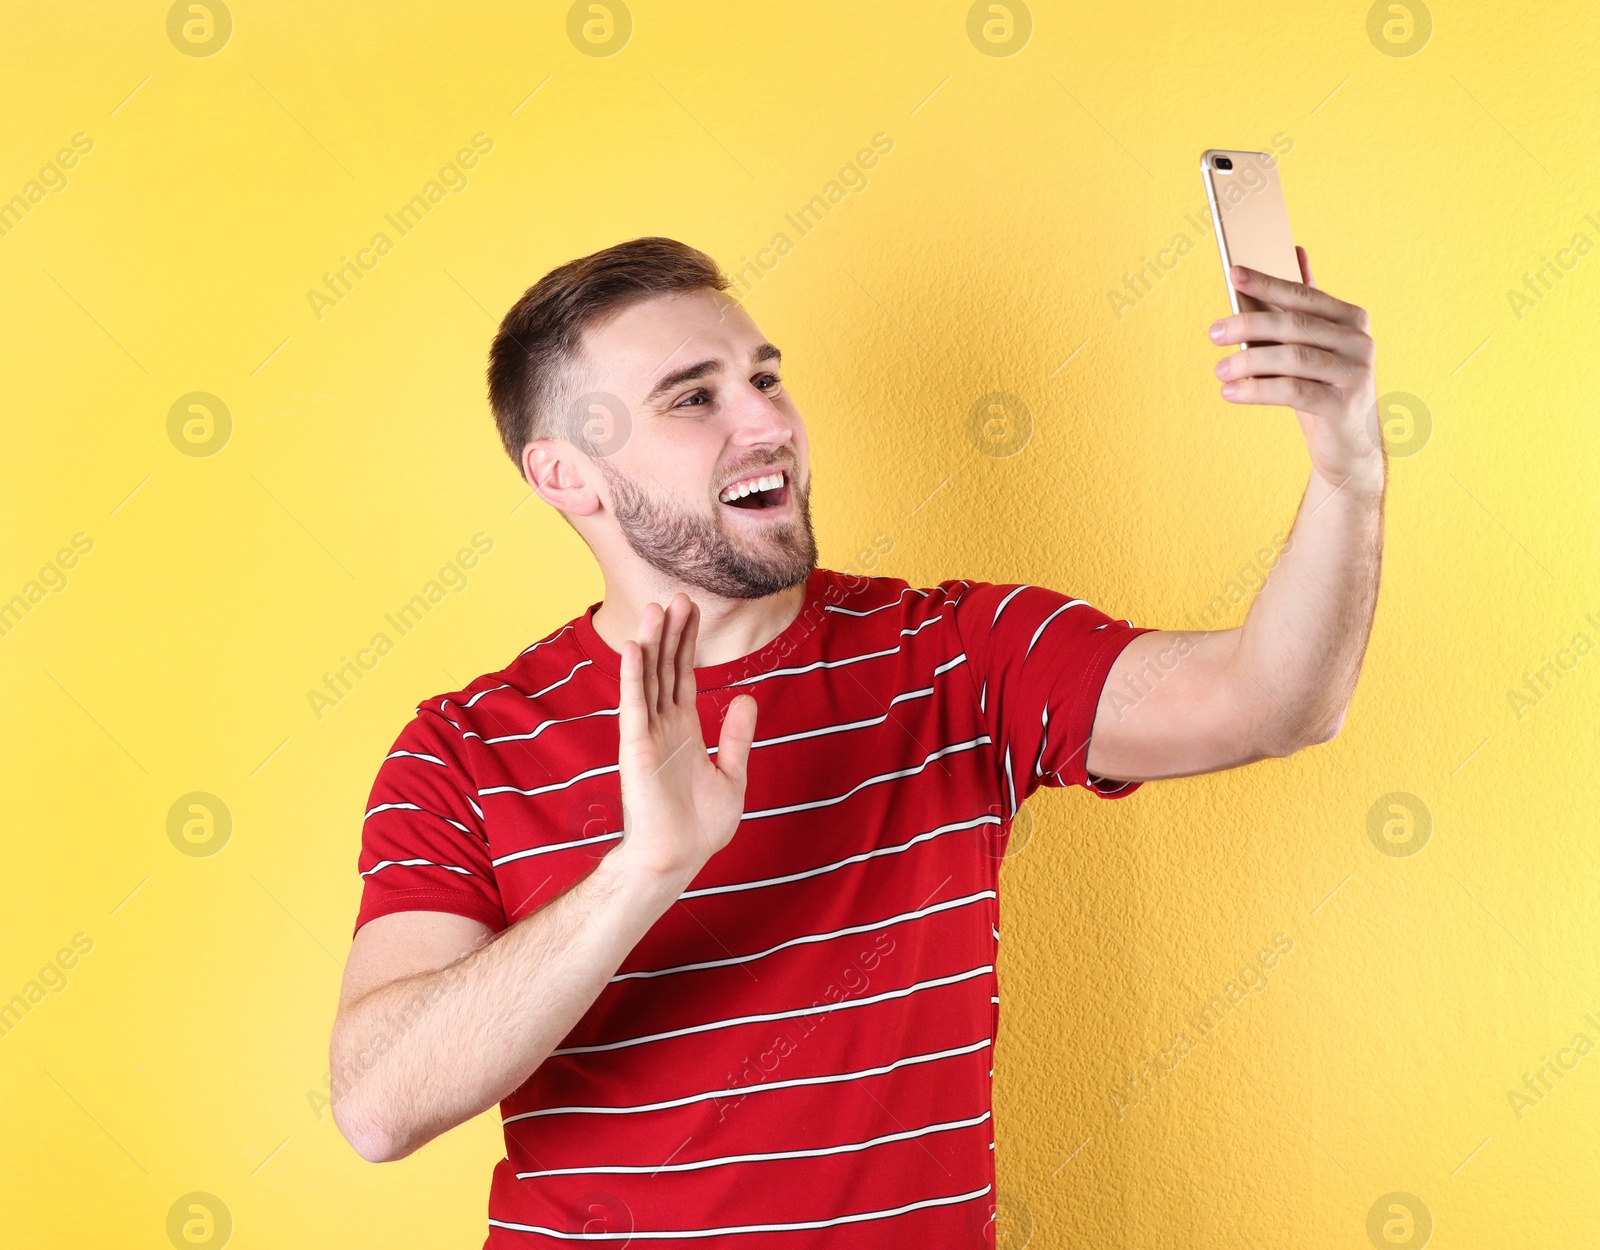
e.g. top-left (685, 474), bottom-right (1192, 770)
top-left (714, 694), bottom-right (758, 785)
top-left (1296, 245), bottom-right (1316, 289)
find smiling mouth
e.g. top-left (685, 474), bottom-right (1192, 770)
top-left (718, 469), bottom-right (790, 510)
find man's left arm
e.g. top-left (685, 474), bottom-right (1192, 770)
top-left (1084, 249), bottom-right (1386, 783)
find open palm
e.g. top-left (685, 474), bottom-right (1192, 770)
top-left (613, 594), bottom-right (758, 886)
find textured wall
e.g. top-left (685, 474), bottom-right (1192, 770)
top-left (2, 2), bottom-right (1596, 1246)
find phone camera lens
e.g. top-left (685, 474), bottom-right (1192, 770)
top-left (1214, 156), bottom-right (1233, 170)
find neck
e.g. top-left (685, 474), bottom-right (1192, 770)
top-left (590, 572), bottom-right (810, 669)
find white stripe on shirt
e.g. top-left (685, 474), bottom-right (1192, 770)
top-left (991, 584), bottom-right (1030, 626)
top-left (486, 1183), bottom-right (991, 1240)
top-left (741, 663), bottom-right (963, 750)
top-left (551, 964), bottom-right (993, 1056)
top-left (513, 1110), bottom-right (991, 1178)
top-left (492, 828), bottom-right (621, 868)
top-left (364, 801), bottom-right (472, 834)
top-left (516, 622), bottom-right (575, 658)
top-left (526, 657), bottom-right (593, 699)
top-left (822, 586), bottom-right (930, 617)
top-left (470, 705), bottom-right (619, 747)
top-left (724, 617), bottom-right (944, 691)
top-left (493, 808), bottom-right (999, 890)
top-left (611, 889), bottom-right (996, 982)
top-left (384, 749), bottom-right (447, 767)
top-left (489, 729), bottom-right (991, 813)
top-left (503, 1037), bottom-right (992, 1123)
top-left (361, 857), bottom-right (476, 879)
top-left (1025, 599), bottom-right (1089, 658)
top-left (480, 762), bottom-right (620, 799)
top-left (681, 813), bottom-right (1000, 900)
top-left (442, 655), bottom-right (592, 720)
top-left (742, 736), bottom-right (992, 821)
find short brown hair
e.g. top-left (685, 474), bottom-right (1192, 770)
top-left (486, 236), bottom-right (730, 468)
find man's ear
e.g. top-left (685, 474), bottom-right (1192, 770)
top-left (523, 440), bottom-right (601, 517)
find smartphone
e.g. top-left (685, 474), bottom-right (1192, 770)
top-left (1200, 149), bottom-right (1300, 349)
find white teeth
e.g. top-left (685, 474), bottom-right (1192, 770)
top-left (720, 470), bottom-right (787, 503)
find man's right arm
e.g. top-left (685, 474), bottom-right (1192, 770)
top-left (330, 593), bottom-right (758, 1162)
top-left (330, 848), bottom-right (690, 1163)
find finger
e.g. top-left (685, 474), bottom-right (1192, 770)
top-left (674, 600), bottom-right (700, 707)
top-left (618, 640), bottom-right (647, 740)
top-left (1212, 308), bottom-right (1367, 356)
top-left (1230, 264), bottom-right (1362, 328)
top-left (714, 694), bottom-right (759, 787)
top-left (1219, 373), bottom-right (1342, 415)
top-left (1296, 245), bottom-right (1316, 289)
top-left (637, 602), bottom-right (663, 715)
top-left (657, 594), bottom-right (687, 710)
top-left (1216, 342), bottom-right (1350, 386)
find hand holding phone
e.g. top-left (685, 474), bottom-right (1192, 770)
top-left (1196, 149), bottom-right (1383, 496)
top-left (1201, 150), bottom-right (1300, 349)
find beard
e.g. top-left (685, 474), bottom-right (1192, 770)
top-left (597, 459), bottom-right (819, 600)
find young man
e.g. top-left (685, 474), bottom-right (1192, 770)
top-left (329, 237), bottom-right (1383, 1246)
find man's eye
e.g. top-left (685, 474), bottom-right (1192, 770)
top-left (755, 373), bottom-right (782, 391)
top-left (674, 389), bottom-right (709, 408)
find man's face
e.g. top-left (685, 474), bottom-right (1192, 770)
top-left (565, 289), bottom-right (817, 600)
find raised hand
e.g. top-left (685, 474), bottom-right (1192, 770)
top-left (611, 593), bottom-right (759, 889)
top-left (1209, 248), bottom-right (1385, 499)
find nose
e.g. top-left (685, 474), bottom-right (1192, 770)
top-left (726, 379), bottom-right (795, 452)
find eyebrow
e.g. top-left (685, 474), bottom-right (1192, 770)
top-left (642, 342), bottom-right (782, 407)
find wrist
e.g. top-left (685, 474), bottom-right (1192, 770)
top-left (603, 843), bottom-right (701, 907)
top-left (1313, 456), bottom-right (1385, 504)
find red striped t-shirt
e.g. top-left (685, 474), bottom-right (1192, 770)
top-left (354, 568), bottom-right (1154, 1247)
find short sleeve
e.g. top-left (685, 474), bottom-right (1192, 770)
top-left (353, 706), bottom-right (508, 936)
top-left (947, 580), bottom-right (1158, 813)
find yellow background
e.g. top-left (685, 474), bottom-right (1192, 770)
top-left (3, 1), bottom-right (1596, 1245)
